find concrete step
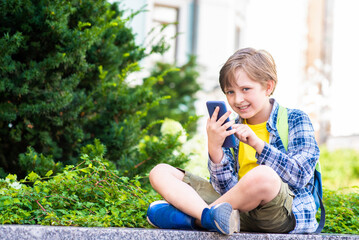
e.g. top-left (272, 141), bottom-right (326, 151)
top-left (0, 225), bottom-right (358, 240)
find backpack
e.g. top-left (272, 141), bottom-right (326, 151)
top-left (277, 105), bottom-right (325, 233)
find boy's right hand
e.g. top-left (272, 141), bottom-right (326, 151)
top-left (206, 106), bottom-right (238, 163)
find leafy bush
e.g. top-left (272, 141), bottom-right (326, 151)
top-left (1, 0), bottom-right (114, 175)
top-left (0, 0), bottom-right (143, 177)
top-left (0, 140), bottom-right (160, 227)
top-left (0, 0), bottom-right (197, 179)
top-left (18, 147), bottom-right (63, 177)
top-left (321, 188), bottom-right (359, 234)
top-left (144, 56), bottom-right (201, 136)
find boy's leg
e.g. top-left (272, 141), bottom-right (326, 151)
top-left (209, 165), bottom-right (296, 233)
top-left (148, 163), bottom-right (240, 234)
top-left (149, 163), bottom-right (208, 220)
top-left (210, 165), bottom-right (281, 212)
top-left (239, 180), bottom-right (296, 233)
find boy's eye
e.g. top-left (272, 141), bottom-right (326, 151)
top-left (243, 88), bottom-right (250, 92)
top-left (225, 90), bottom-right (234, 95)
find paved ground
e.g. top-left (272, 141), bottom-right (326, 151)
top-left (0, 225), bottom-right (358, 240)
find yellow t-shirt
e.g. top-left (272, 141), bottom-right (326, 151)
top-left (237, 120), bottom-right (270, 179)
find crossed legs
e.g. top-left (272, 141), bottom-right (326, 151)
top-left (149, 163), bottom-right (282, 222)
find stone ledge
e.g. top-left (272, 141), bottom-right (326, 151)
top-left (0, 225), bottom-right (358, 240)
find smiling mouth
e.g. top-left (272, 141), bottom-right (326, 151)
top-left (238, 105), bottom-right (250, 110)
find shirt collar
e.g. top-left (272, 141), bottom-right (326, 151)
top-left (267, 98), bottom-right (279, 133)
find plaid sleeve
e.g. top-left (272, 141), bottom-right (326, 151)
top-left (257, 109), bottom-right (320, 189)
top-left (207, 147), bottom-right (239, 195)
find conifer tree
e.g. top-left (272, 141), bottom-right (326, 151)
top-left (0, 0), bottom-right (192, 178)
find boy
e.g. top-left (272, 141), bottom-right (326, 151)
top-left (146, 48), bottom-right (320, 234)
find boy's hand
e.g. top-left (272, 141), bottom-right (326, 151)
top-left (206, 107), bottom-right (237, 163)
top-left (232, 124), bottom-right (265, 155)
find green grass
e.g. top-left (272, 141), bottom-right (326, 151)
top-left (320, 147), bottom-right (359, 190)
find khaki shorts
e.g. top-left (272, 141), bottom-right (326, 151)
top-left (181, 170), bottom-right (296, 233)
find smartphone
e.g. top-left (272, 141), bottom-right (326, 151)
top-left (206, 101), bottom-right (237, 148)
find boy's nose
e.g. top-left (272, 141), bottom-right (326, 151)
top-left (234, 93), bottom-right (244, 104)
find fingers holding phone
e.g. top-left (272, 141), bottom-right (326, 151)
top-left (206, 110), bottom-right (235, 148)
top-left (210, 106), bottom-right (229, 120)
top-left (206, 101), bottom-right (237, 148)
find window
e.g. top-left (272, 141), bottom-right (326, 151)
top-left (152, 4), bottom-right (179, 62)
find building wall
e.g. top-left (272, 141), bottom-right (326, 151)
top-left (194, 0), bottom-right (249, 125)
top-left (112, 0), bottom-right (359, 145)
top-left (118, 0), bottom-right (193, 65)
top-left (330, 0), bottom-right (359, 137)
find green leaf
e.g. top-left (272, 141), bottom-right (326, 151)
top-left (45, 170), bottom-right (53, 177)
top-left (5, 174), bottom-right (17, 182)
top-left (3, 199), bottom-right (12, 206)
top-left (34, 186), bottom-right (41, 193)
top-left (78, 21), bottom-right (92, 30)
top-left (28, 172), bottom-right (40, 182)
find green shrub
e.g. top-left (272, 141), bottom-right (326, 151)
top-left (0, 0), bottom-right (196, 179)
top-left (0, 0), bottom-right (145, 177)
top-left (18, 146), bottom-right (62, 177)
top-left (321, 188), bottom-right (359, 234)
top-left (0, 140), bottom-right (160, 227)
top-left (144, 56), bottom-right (201, 136)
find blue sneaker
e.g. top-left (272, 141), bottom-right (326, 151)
top-left (201, 202), bottom-right (240, 235)
top-left (146, 200), bottom-right (196, 230)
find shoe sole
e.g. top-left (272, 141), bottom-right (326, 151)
top-left (213, 203), bottom-right (240, 235)
top-left (147, 215), bottom-right (157, 228)
top-left (230, 209), bottom-right (240, 233)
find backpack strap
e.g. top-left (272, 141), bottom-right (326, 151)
top-left (276, 105), bottom-right (325, 233)
top-left (313, 163), bottom-right (325, 233)
top-left (313, 173), bottom-right (326, 233)
top-left (277, 106), bottom-right (289, 151)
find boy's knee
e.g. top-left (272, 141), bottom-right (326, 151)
top-left (253, 165), bottom-right (278, 178)
top-left (247, 166), bottom-right (281, 194)
top-left (149, 163), bottom-right (184, 186)
top-left (149, 163), bottom-right (170, 182)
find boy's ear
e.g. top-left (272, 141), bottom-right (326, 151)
top-left (266, 79), bottom-right (275, 96)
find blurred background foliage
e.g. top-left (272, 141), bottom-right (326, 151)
top-left (143, 56), bottom-right (201, 137)
top-left (320, 148), bottom-right (359, 190)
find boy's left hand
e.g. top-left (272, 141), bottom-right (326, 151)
top-left (232, 124), bottom-right (265, 155)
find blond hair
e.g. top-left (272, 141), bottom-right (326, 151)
top-left (219, 48), bottom-right (277, 95)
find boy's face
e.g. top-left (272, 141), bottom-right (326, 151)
top-left (224, 69), bottom-right (273, 125)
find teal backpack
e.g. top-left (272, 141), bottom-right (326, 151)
top-left (277, 106), bottom-right (325, 233)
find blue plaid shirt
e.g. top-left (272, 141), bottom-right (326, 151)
top-left (208, 99), bottom-right (320, 233)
